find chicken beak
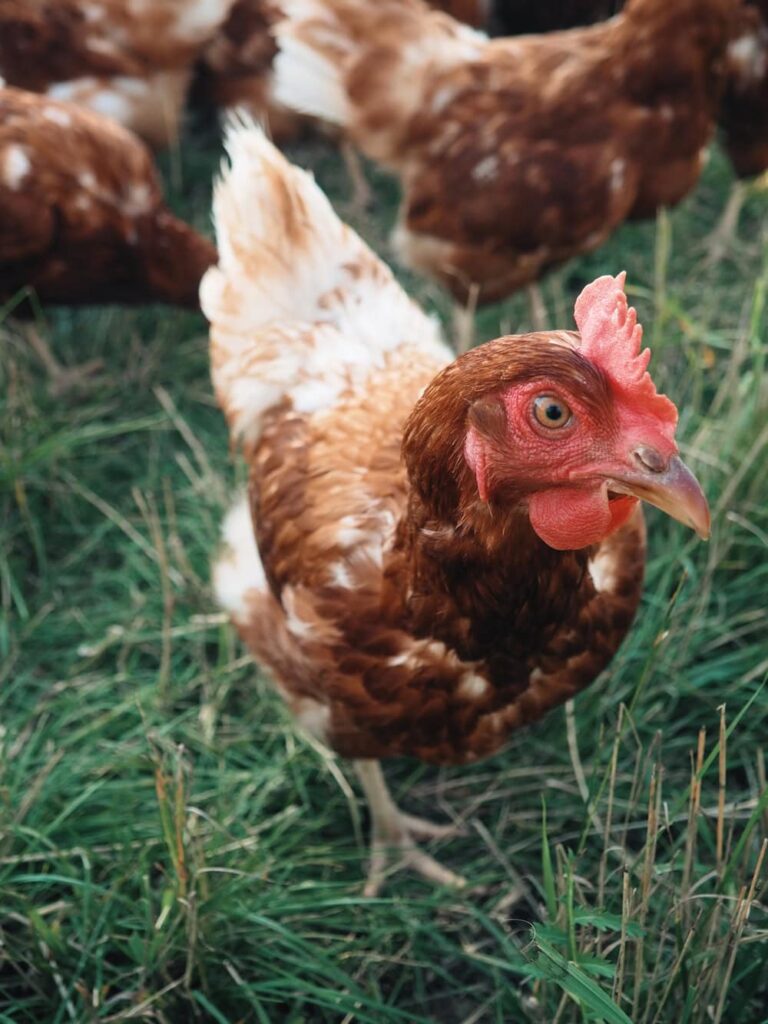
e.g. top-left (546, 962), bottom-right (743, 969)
top-left (609, 452), bottom-right (711, 540)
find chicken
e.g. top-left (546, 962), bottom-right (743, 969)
top-left (1, 87), bottom-right (216, 387)
top-left (272, 0), bottom-right (736, 334)
top-left (0, 0), bottom-right (236, 148)
top-left (197, 0), bottom-right (489, 126)
top-left (0, 87), bottom-right (216, 308)
top-left (203, 123), bottom-right (710, 894)
top-left (195, 0), bottom-right (370, 209)
top-left (195, 0), bottom-right (309, 142)
top-left (708, 0), bottom-right (768, 261)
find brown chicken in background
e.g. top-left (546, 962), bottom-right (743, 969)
top-left (0, 87), bottom-right (216, 389)
top-left (710, 0), bottom-right (768, 259)
top-left (197, 0), bottom-right (485, 135)
top-left (203, 124), bottom-right (709, 894)
top-left (195, 0), bottom-right (308, 142)
top-left (273, 0), bottom-right (737, 339)
top-left (0, 0), bottom-right (237, 148)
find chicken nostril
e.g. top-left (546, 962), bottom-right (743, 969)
top-left (633, 445), bottom-right (668, 474)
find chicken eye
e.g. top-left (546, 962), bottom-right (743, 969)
top-left (533, 395), bottom-right (572, 429)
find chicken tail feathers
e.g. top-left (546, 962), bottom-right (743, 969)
top-left (201, 118), bottom-right (445, 451)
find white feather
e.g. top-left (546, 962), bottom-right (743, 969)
top-left (201, 120), bottom-right (448, 447)
top-left (272, 0), bottom-right (487, 134)
top-left (272, 36), bottom-right (350, 126)
top-left (213, 494), bottom-right (267, 622)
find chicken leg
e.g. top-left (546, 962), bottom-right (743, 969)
top-left (341, 141), bottom-right (372, 215)
top-left (703, 180), bottom-right (750, 266)
top-left (354, 759), bottom-right (466, 897)
top-left (704, 171), bottom-right (768, 267)
top-left (453, 283), bottom-right (480, 353)
top-left (22, 323), bottom-right (103, 396)
top-left (526, 283), bottom-right (549, 332)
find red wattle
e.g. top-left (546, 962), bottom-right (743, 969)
top-left (464, 428), bottom-right (490, 502)
top-left (528, 487), bottom-right (638, 550)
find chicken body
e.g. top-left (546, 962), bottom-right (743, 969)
top-left (0, 0), bottom-right (236, 148)
top-left (274, 0), bottom-right (736, 305)
top-left (204, 125), bottom-right (708, 888)
top-left (0, 87), bottom-right (216, 309)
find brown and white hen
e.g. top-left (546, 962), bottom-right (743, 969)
top-left (272, 0), bottom-right (736, 336)
top-left (203, 124), bottom-right (709, 895)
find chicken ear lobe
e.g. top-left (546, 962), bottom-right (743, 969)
top-left (465, 396), bottom-right (507, 503)
top-left (467, 395), bottom-right (508, 444)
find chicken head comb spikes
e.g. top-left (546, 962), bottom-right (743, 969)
top-left (573, 272), bottom-right (678, 431)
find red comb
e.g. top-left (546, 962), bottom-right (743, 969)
top-left (574, 273), bottom-right (677, 425)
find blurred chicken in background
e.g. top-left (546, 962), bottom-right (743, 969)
top-left (195, 0), bottom-right (371, 207)
top-left (0, 0), bottom-right (237, 149)
top-left (428, 0), bottom-right (490, 28)
top-left (273, 0), bottom-right (737, 344)
top-left (0, 86), bottom-right (216, 391)
top-left (711, 0), bottom-right (768, 260)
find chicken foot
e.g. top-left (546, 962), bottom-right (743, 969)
top-left (354, 759), bottom-right (466, 897)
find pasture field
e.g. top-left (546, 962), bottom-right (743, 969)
top-left (1, 123), bottom-right (767, 1023)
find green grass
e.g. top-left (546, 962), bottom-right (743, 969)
top-left (1, 126), bottom-right (767, 1023)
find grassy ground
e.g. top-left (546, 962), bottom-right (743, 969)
top-left (1, 123), bottom-right (767, 1024)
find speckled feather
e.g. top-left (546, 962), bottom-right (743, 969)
top-left (0, 87), bottom-right (216, 308)
top-left (205, 126), bottom-right (648, 766)
top-left (274, 0), bottom-right (737, 303)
